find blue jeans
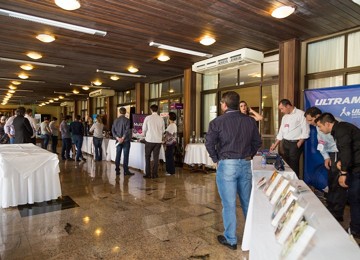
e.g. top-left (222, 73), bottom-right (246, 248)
top-left (115, 141), bottom-right (130, 173)
top-left (216, 159), bottom-right (252, 245)
top-left (347, 173), bottom-right (360, 234)
top-left (93, 137), bottom-right (103, 161)
top-left (41, 134), bottom-right (50, 149)
top-left (73, 134), bottom-right (83, 160)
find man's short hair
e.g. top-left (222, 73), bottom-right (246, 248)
top-left (76, 115), bottom-right (81, 120)
top-left (278, 99), bottom-right (292, 106)
top-left (52, 117), bottom-right (57, 121)
top-left (16, 106), bottom-right (26, 116)
top-left (168, 112), bottom-right (176, 121)
top-left (304, 106), bottom-right (322, 118)
top-left (150, 104), bottom-right (158, 112)
top-left (221, 91), bottom-right (240, 110)
top-left (26, 108), bottom-right (32, 114)
top-left (316, 112), bottom-right (336, 124)
top-left (119, 107), bottom-right (126, 115)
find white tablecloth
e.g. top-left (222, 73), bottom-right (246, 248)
top-left (81, 136), bottom-right (109, 161)
top-left (106, 140), bottom-right (165, 172)
top-left (242, 156), bottom-right (360, 259)
top-left (0, 143), bottom-right (61, 208)
top-left (183, 143), bottom-right (214, 166)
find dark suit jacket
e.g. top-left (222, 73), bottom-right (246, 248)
top-left (12, 115), bottom-right (33, 144)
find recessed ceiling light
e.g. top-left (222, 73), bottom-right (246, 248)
top-left (49, 99), bottom-right (54, 103)
top-left (45, 101), bottom-right (50, 104)
top-left (271, 6), bottom-right (295, 19)
top-left (82, 86), bottom-right (90, 90)
top-left (128, 66), bottom-right (139, 73)
top-left (8, 89), bottom-right (16, 93)
top-left (18, 73), bottom-right (29, 79)
top-left (9, 85), bottom-right (17, 90)
top-left (73, 89), bottom-right (79, 94)
top-left (92, 80), bottom-right (102, 86)
top-left (59, 95), bottom-right (64, 99)
top-left (55, 0), bottom-right (81, 11)
top-left (36, 34), bottom-right (55, 43)
top-left (200, 36), bottom-right (216, 46)
top-left (54, 98), bottom-right (59, 101)
top-left (20, 64), bottom-right (34, 70)
top-left (11, 81), bottom-right (21, 85)
top-left (110, 75), bottom-right (120, 81)
top-left (26, 52), bottom-right (42, 60)
top-left (157, 54), bottom-right (170, 62)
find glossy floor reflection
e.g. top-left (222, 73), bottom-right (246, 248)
top-left (0, 154), bottom-right (249, 259)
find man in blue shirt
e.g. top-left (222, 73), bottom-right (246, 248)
top-left (206, 91), bottom-right (262, 250)
top-left (305, 107), bottom-right (346, 222)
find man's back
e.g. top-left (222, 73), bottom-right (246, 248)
top-left (143, 113), bottom-right (164, 143)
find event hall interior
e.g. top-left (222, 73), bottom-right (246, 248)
top-left (1, 0), bottom-right (360, 259)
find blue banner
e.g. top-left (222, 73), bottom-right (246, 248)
top-left (304, 84), bottom-right (360, 190)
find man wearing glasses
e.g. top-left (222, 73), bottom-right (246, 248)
top-left (206, 91), bottom-right (262, 250)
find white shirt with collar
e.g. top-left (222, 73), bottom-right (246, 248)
top-left (276, 107), bottom-right (310, 141)
top-left (142, 112), bottom-right (165, 143)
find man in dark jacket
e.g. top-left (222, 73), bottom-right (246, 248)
top-left (12, 107), bottom-right (33, 144)
top-left (316, 112), bottom-right (360, 238)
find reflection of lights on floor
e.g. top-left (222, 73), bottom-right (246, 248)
top-left (95, 228), bottom-right (102, 236)
top-left (83, 216), bottom-right (90, 224)
top-left (112, 246), bottom-right (121, 253)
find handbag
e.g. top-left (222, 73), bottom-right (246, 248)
top-left (164, 131), bottom-right (176, 146)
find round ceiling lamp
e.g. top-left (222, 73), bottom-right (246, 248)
top-left (11, 81), bottom-right (21, 85)
top-left (110, 75), bottom-right (120, 81)
top-left (8, 90), bottom-right (16, 94)
top-left (20, 64), bottom-right (34, 71)
top-left (271, 6), bottom-right (295, 19)
top-left (9, 85), bottom-right (17, 90)
top-left (157, 54), bottom-right (170, 62)
top-left (73, 89), bottom-right (79, 94)
top-left (55, 0), bottom-right (81, 11)
top-left (36, 34), bottom-right (56, 43)
top-left (92, 80), bottom-right (102, 86)
top-left (26, 52), bottom-right (42, 60)
top-left (128, 66), bottom-right (139, 73)
top-left (200, 36), bottom-right (216, 46)
top-left (18, 73), bottom-right (29, 79)
top-left (82, 86), bottom-right (90, 90)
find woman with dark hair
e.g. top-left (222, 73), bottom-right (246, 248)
top-left (164, 112), bottom-right (177, 176)
top-left (239, 100), bottom-right (263, 121)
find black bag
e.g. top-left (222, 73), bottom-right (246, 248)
top-left (274, 155), bottom-right (285, 171)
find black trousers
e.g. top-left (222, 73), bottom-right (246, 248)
top-left (144, 142), bottom-right (161, 177)
top-left (281, 139), bottom-right (303, 177)
top-left (165, 144), bottom-right (175, 174)
top-left (327, 152), bottom-right (348, 219)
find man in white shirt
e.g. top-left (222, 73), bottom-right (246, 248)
top-left (270, 99), bottom-right (310, 177)
top-left (25, 108), bottom-right (38, 145)
top-left (142, 104), bottom-right (165, 179)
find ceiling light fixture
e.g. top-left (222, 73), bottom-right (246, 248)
top-left (82, 86), bottom-right (90, 90)
top-left (11, 81), bottom-right (21, 85)
top-left (0, 57), bottom-right (64, 68)
top-left (92, 80), bottom-right (102, 86)
top-left (49, 99), bottom-right (54, 103)
top-left (0, 77), bottom-right (44, 83)
top-left (54, 98), bottom-right (59, 101)
top-left (55, 0), bottom-right (81, 11)
top-left (110, 75), bottom-right (120, 81)
top-left (271, 6), bottom-right (295, 19)
top-left (200, 36), bottom-right (216, 46)
top-left (149, 41), bottom-right (212, 58)
top-left (0, 88), bottom-right (33, 92)
top-left (0, 8), bottom-right (107, 36)
top-left (157, 54), bottom-right (170, 62)
top-left (8, 85), bottom-right (17, 90)
top-left (8, 90), bottom-right (16, 94)
top-left (26, 52), bottom-right (42, 60)
top-left (20, 64), bottom-right (34, 70)
top-left (59, 95), bottom-right (64, 99)
top-left (72, 90), bottom-right (79, 94)
top-left (70, 83), bottom-right (110, 89)
top-left (96, 69), bottom-right (146, 78)
top-left (128, 66), bottom-right (139, 73)
top-left (36, 34), bottom-right (56, 43)
top-left (18, 73), bottom-right (29, 79)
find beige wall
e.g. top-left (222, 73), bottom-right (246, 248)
top-left (0, 104), bottom-right (61, 119)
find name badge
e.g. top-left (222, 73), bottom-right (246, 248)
top-left (317, 144), bottom-right (324, 151)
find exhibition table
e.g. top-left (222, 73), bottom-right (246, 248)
top-left (106, 140), bottom-right (165, 172)
top-left (242, 156), bottom-right (360, 259)
top-left (183, 143), bottom-right (213, 167)
top-left (0, 144), bottom-right (61, 208)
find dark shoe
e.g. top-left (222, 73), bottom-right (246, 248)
top-left (124, 172), bottom-right (135, 176)
top-left (143, 175), bottom-right (151, 179)
top-left (217, 235), bottom-right (237, 250)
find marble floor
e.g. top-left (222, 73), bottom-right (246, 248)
top-left (0, 153), bottom-right (249, 260)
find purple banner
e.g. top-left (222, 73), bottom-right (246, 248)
top-left (132, 114), bottom-right (148, 137)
